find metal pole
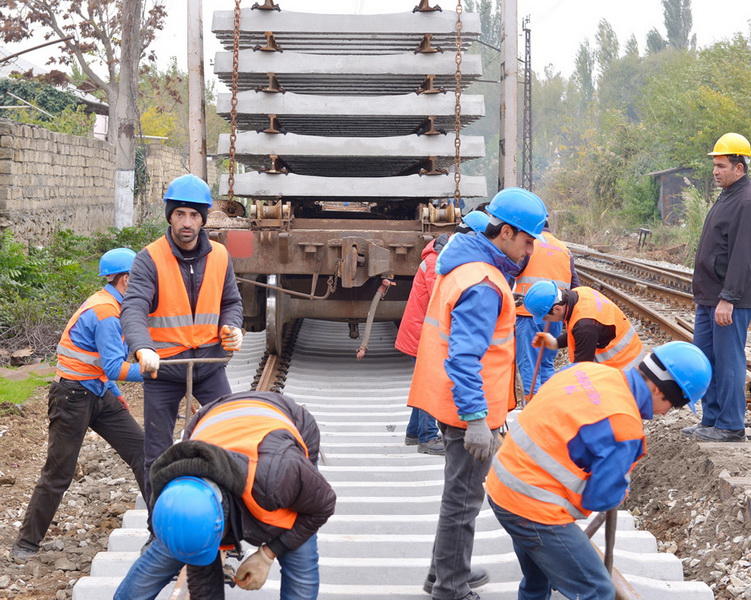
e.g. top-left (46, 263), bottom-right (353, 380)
top-left (521, 16), bottom-right (533, 191)
top-left (501, 0), bottom-right (518, 189)
top-left (187, 0), bottom-right (208, 181)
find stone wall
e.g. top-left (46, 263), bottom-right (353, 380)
top-left (0, 118), bottom-right (116, 244)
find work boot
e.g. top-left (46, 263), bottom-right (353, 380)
top-left (417, 437), bottom-right (445, 456)
top-left (693, 427), bottom-right (746, 442)
top-left (681, 423), bottom-right (711, 437)
top-left (405, 435), bottom-right (418, 446)
top-left (9, 543), bottom-right (38, 562)
top-left (423, 568), bottom-right (489, 594)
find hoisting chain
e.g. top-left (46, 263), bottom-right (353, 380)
top-left (227, 0), bottom-right (242, 201)
top-left (453, 0), bottom-right (463, 206)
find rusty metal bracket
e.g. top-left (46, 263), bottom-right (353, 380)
top-left (260, 114), bottom-right (286, 134)
top-left (255, 31), bottom-right (283, 52)
top-left (415, 33), bottom-right (443, 54)
top-left (419, 156), bottom-right (448, 176)
top-left (417, 115), bottom-right (446, 136)
top-left (252, 0), bottom-right (281, 10)
top-left (260, 154), bottom-right (289, 175)
top-left (413, 0), bottom-right (442, 12)
top-left (257, 72), bottom-right (286, 94)
top-left (416, 74), bottom-right (446, 95)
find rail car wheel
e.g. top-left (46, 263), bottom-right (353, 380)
top-left (266, 274), bottom-right (286, 354)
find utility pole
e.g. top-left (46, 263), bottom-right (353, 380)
top-left (187, 0), bottom-right (208, 181)
top-left (521, 15), bottom-right (532, 191)
top-left (499, 0), bottom-right (518, 190)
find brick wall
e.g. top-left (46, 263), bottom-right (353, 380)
top-left (0, 118), bottom-right (116, 244)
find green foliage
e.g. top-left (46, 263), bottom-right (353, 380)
top-left (618, 174), bottom-right (659, 224)
top-left (679, 183), bottom-right (711, 263)
top-left (663, 0), bottom-right (693, 50)
top-left (0, 374), bottom-right (49, 405)
top-left (0, 78), bottom-right (81, 118)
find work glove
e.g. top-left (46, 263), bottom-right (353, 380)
top-left (532, 332), bottom-right (558, 350)
top-left (221, 325), bottom-right (243, 352)
top-left (136, 348), bottom-right (160, 379)
top-left (464, 418), bottom-right (498, 462)
top-left (235, 545), bottom-right (275, 591)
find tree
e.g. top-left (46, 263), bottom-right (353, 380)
top-left (573, 41), bottom-right (595, 108)
top-left (625, 34), bottom-right (640, 58)
top-left (595, 19), bottom-right (619, 81)
top-left (663, 0), bottom-right (693, 50)
top-left (0, 0), bottom-right (166, 227)
top-left (646, 28), bottom-right (667, 54)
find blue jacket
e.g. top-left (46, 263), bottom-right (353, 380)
top-left (568, 367), bottom-right (652, 511)
top-left (435, 233), bottom-right (522, 420)
top-left (68, 284), bottom-right (143, 397)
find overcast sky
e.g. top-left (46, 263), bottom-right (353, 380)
top-left (3, 0), bottom-right (751, 85)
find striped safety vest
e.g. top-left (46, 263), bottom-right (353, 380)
top-left (515, 232), bottom-right (573, 318)
top-left (486, 362), bottom-right (645, 525)
top-left (145, 236), bottom-right (229, 359)
top-left (567, 287), bottom-right (644, 370)
top-left (407, 261), bottom-right (516, 429)
top-left (55, 288), bottom-right (120, 382)
top-left (190, 398), bottom-right (309, 529)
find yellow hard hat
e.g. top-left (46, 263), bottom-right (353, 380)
top-left (708, 132), bottom-right (751, 157)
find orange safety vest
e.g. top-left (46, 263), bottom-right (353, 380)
top-left (407, 262), bottom-right (516, 429)
top-left (145, 236), bottom-right (229, 359)
top-left (55, 288), bottom-right (120, 382)
top-left (567, 287), bottom-right (644, 370)
top-left (190, 399), bottom-right (309, 529)
top-left (516, 232), bottom-right (572, 318)
top-left (486, 362), bottom-right (645, 525)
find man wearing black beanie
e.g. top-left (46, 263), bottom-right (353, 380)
top-left (121, 174), bottom-right (244, 503)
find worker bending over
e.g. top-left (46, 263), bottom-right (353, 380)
top-left (11, 249), bottom-right (145, 561)
top-left (121, 174), bottom-right (244, 501)
top-left (486, 341), bottom-right (711, 599)
top-left (408, 188), bottom-right (548, 600)
top-left (114, 391), bottom-right (336, 600)
top-left (524, 281), bottom-right (644, 370)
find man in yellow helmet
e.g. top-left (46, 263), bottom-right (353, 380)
top-left (686, 132), bottom-right (751, 442)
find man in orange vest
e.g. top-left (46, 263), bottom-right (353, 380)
top-left (11, 249), bottom-right (146, 562)
top-left (121, 174), bottom-right (243, 501)
top-left (408, 188), bottom-right (548, 600)
top-left (113, 391), bottom-right (336, 600)
top-left (524, 282), bottom-right (644, 371)
top-left (485, 341), bottom-right (711, 600)
top-left (514, 225), bottom-right (578, 395)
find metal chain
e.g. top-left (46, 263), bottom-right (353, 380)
top-left (227, 0), bottom-right (242, 201)
top-left (453, 0), bottom-right (463, 206)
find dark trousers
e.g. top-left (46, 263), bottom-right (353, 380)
top-left (429, 423), bottom-right (493, 600)
top-left (16, 380), bottom-right (145, 550)
top-left (142, 368), bottom-right (231, 502)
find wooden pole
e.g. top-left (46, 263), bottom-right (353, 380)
top-left (187, 0), bottom-right (208, 181)
top-left (500, 0), bottom-right (518, 189)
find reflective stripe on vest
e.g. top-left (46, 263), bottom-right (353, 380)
top-left (594, 326), bottom-right (636, 362)
top-left (408, 262), bottom-right (516, 428)
top-left (145, 236), bottom-right (228, 359)
top-left (55, 288), bottom-right (118, 382)
top-left (190, 399), bottom-right (308, 529)
top-left (516, 233), bottom-right (573, 318)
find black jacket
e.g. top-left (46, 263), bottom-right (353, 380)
top-left (121, 228), bottom-right (243, 382)
top-left (693, 176), bottom-right (751, 308)
top-left (555, 290), bottom-right (616, 361)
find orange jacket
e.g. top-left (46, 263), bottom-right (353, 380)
top-left (516, 232), bottom-right (573, 318)
top-left (56, 288), bottom-right (121, 382)
top-left (190, 398), bottom-right (309, 529)
top-left (567, 287), bottom-right (643, 370)
top-left (145, 236), bottom-right (229, 359)
top-left (486, 362), bottom-right (645, 524)
top-left (407, 262), bottom-right (516, 428)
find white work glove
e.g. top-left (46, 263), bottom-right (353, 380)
top-left (235, 545), bottom-right (275, 591)
top-left (221, 325), bottom-right (243, 352)
top-left (532, 332), bottom-right (558, 350)
top-left (464, 418), bottom-right (499, 462)
top-left (136, 348), bottom-right (160, 379)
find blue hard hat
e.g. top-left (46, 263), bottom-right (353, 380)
top-left (152, 476), bottom-right (224, 566)
top-left (523, 280), bottom-right (562, 325)
top-left (163, 174), bottom-right (213, 207)
top-left (651, 341), bottom-right (712, 408)
top-left (98, 248), bottom-right (136, 277)
top-left (462, 210), bottom-right (490, 233)
top-left (486, 187), bottom-right (548, 240)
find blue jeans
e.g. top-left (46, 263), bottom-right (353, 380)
top-left (114, 535), bottom-right (320, 600)
top-left (693, 304), bottom-right (751, 431)
top-left (489, 500), bottom-right (614, 600)
top-left (406, 408), bottom-right (439, 443)
top-left (516, 316), bottom-right (562, 396)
